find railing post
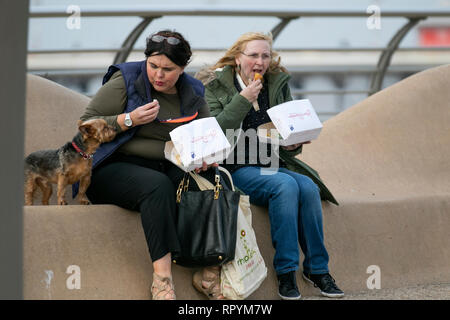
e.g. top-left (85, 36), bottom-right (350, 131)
top-left (271, 17), bottom-right (299, 40)
top-left (369, 17), bottom-right (426, 96)
top-left (113, 16), bottom-right (160, 64)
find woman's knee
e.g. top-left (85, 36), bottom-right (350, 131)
top-left (127, 171), bottom-right (176, 214)
top-left (138, 172), bottom-right (175, 199)
top-left (296, 175), bottom-right (320, 201)
top-left (270, 173), bottom-right (300, 201)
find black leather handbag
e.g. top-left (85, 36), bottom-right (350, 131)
top-left (172, 168), bottom-right (240, 268)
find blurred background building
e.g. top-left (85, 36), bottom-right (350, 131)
top-left (28, 0), bottom-right (450, 121)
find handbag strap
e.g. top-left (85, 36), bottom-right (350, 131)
top-left (189, 166), bottom-right (236, 191)
top-left (177, 168), bottom-right (223, 203)
top-left (189, 166), bottom-right (236, 192)
top-left (217, 166), bottom-right (235, 191)
top-left (189, 172), bottom-right (214, 191)
top-left (176, 172), bottom-right (190, 203)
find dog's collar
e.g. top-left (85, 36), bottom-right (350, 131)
top-left (71, 141), bottom-right (93, 160)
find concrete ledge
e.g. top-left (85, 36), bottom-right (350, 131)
top-left (23, 64), bottom-right (450, 299)
top-left (23, 194), bottom-right (450, 299)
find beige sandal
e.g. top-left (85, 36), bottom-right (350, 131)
top-left (151, 273), bottom-right (176, 300)
top-left (192, 266), bottom-right (225, 300)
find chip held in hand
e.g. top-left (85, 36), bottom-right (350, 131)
top-left (254, 73), bottom-right (263, 83)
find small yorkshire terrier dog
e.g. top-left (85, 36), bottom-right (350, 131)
top-left (24, 119), bottom-right (116, 205)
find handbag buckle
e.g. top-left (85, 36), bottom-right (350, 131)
top-left (183, 176), bottom-right (189, 192)
top-left (176, 177), bottom-right (185, 203)
top-left (214, 174), bottom-right (222, 200)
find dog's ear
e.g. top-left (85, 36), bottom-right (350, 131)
top-left (78, 122), bottom-right (96, 137)
top-left (77, 120), bottom-right (83, 127)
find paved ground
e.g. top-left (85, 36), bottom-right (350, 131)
top-left (302, 283), bottom-right (450, 300)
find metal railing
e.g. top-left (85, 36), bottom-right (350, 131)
top-left (29, 6), bottom-right (450, 97)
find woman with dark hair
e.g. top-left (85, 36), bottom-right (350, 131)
top-left (78, 30), bottom-right (221, 300)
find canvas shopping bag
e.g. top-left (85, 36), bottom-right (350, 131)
top-left (190, 167), bottom-right (267, 299)
top-left (220, 193), bottom-right (268, 300)
top-left (217, 168), bottom-right (268, 300)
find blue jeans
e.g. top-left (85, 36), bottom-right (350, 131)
top-left (232, 166), bottom-right (329, 275)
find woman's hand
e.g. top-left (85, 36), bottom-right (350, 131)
top-left (118, 100), bottom-right (160, 131)
top-left (130, 100), bottom-right (160, 126)
top-left (194, 161), bottom-right (219, 174)
top-left (281, 141), bottom-right (311, 151)
top-left (240, 79), bottom-right (262, 103)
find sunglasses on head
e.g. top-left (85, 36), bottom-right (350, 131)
top-left (150, 35), bottom-right (181, 45)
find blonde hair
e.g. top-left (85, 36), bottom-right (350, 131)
top-left (211, 32), bottom-right (287, 73)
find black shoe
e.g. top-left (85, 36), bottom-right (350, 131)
top-left (277, 271), bottom-right (301, 300)
top-left (302, 272), bottom-right (345, 298)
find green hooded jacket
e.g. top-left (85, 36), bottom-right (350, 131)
top-left (199, 65), bottom-right (338, 205)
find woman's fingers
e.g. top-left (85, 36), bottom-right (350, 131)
top-left (281, 141), bottom-right (311, 151)
top-left (252, 79), bottom-right (263, 90)
top-left (132, 100), bottom-right (160, 124)
top-left (194, 162), bottom-right (219, 173)
top-left (144, 104), bottom-right (160, 121)
top-left (240, 80), bottom-right (262, 102)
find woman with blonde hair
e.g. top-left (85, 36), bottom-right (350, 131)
top-left (198, 32), bottom-right (344, 299)
top-left (209, 32), bottom-right (287, 73)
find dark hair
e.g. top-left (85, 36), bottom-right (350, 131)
top-left (145, 30), bottom-right (192, 67)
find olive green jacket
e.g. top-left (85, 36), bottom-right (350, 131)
top-left (198, 65), bottom-right (338, 205)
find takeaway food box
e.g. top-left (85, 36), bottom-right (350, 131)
top-left (164, 117), bottom-right (231, 172)
top-left (257, 99), bottom-right (323, 146)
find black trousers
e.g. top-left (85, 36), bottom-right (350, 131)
top-left (86, 152), bottom-right (230, 262)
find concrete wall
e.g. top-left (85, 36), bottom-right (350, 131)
top-left (23, 64), bottom-right (450, 299)
top-left (0, 0), bottom-right (28, 300)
